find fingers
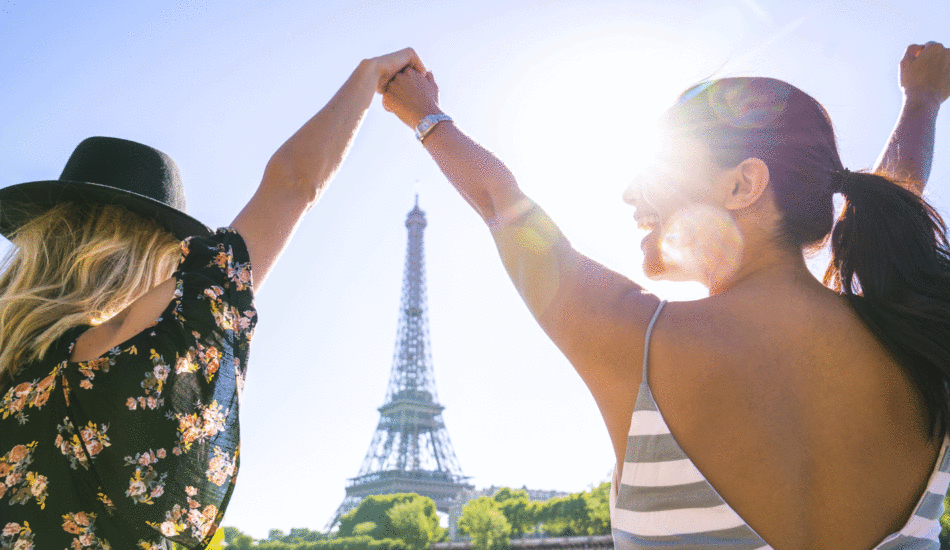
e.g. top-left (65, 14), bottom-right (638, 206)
top-left (904, 44), bottom-right (925, 63)
top-left (919, 42), bottom-right (944, 59)
top-left (901, 42), bottom-right (944, 72)
top-left (899, 41), bottom-right (950, 105)
top-left (370, 48), bottom-right (427, 93)
top-left (404, 48), bottom-right (426, 74)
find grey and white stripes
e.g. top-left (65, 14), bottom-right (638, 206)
top-left (609, 300), bottom-right (950, 549)
top-left (611, 381), bottom-right (771, 549)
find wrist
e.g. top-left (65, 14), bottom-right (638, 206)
top-left (902, 92), bottom-right (942, 114)
top-left (414, 113), bottom-right (452, 142)
top-left (357, 58), bottom-right (383, 90)
top-left (412, 107), bottom-right (445, 126)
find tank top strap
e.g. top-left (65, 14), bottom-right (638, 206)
top-left (642, 300), bottom-right (667, 382)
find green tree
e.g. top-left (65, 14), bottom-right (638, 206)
top-left (353, 521), bottom-right (379, 537)
top-left (492, 488), bottom-right (535, 536)
top-left (535, 494), bottom-right (575, 536)
top-left (287, 527), bottom-right (329, 542)
top-left (222, 526), bottom-right (244, 544)
top-left (458, 496), bottom-right (511, 550)
top-left (388, 498), bottom-right (445, 550)
top-left (578, 482), bottom-right (611, 535)
top-left (338, 493), bottom-right (442, 549)
top-left (231, 533), bottom-right (256, 550)
top-left (530, 482), bottom-right (610, 537)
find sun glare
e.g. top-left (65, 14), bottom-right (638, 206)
top-left (489, 27), bottom-right (712, 300)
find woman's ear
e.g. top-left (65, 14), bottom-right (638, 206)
top-left (724, 157), bottom-right (770, 210)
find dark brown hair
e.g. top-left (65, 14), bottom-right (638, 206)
top-left (670, 77), bottom-right (950, 438)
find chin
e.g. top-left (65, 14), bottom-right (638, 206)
top-left (642, 240), bottom-right (708, 285)
top-left (642, 255), bottom-right (667, 280)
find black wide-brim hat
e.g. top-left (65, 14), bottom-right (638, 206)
top-left (0, 136), bottom-right (212, 242)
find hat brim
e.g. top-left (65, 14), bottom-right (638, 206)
top-left (0, 180), bottom-right (213, 242)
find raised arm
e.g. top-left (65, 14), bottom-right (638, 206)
top-left (382, 68), bottom-right (661, 448)
top-left (874, 42), bottom-right (950, 194)
top-left (73, 50), bottom-right (425, 362)
top-left (231, 49), bottom-right (426, 288)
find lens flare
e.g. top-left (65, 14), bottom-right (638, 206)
top-left (706, 79), bottom-right (790, 129)
top-left (492, 204), bottom-right (563, 320)
top-left (659, 204), bottom-right (743, 288)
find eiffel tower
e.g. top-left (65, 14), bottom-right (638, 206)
top-left (327, 196), bottom-right (472, 531)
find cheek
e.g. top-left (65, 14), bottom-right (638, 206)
top-left (659, 205), bottom-right (744, 282)
top-left (641, 167), bottom-right (711, 211)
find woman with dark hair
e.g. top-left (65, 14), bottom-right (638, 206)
top-left (382, 43), bottom-right (950, 548)
top-left (0, 48), bottom-right (425, 549)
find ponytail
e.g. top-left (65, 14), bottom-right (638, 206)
top-left (824, 171), bottom-right (950, 438)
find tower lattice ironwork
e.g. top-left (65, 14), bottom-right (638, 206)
top-left (327, 197), bottom-right (472, 531)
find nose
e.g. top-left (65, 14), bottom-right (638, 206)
top-left (623, 181), bottom-right (641, 206)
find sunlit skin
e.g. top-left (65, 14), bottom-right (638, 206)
top-left (624, 135), bottom-right (748, 290)
top-left (622, 131), bottom-right (798, 297)
top-left (383, 42), bottom-right (950, 549)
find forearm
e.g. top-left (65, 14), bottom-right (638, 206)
top-left (264, 59), bottom-right (379, 206)
top-left (421, 121), bottom-right (525, 225)
top-left (874, 97), bottom-right (941, 194)
top-left (231, 59), bottom-right (378, 288)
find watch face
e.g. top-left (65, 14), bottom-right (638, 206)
top-left (416, 115), bottom-right (450, 141)
top-left (416, 116), bottom-right (436, 140)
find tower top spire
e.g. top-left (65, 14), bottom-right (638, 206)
top-left (407, 194), bottom-right (426, 228)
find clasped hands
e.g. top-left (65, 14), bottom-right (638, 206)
top-left (367, 48), bottom-right (446, 135)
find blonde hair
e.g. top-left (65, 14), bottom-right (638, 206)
top-left (0, 203), bottom-right (181, 387)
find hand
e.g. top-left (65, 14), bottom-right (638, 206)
top-left (366, 48), bottom-right (426, 94)
top-left (900, 42), bottom-right (950, 107)
top-left (382, 68), bottom-right (442, 128)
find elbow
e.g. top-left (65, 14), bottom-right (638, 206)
top-left (482, 174), bottom-right (526, 227)
top-left (263, 149), bottom-right (326, 207)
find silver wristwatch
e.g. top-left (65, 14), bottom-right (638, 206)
top-left (414, 114), bottom-right (453, 142)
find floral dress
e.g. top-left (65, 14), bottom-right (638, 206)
top-left (0, 228), bottom-right (256, 549)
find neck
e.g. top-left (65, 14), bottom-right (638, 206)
top-left (708, 240), bottom-right (823, 297)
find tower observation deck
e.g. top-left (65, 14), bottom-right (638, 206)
top-left (327, 197), bottom-right (472, 530)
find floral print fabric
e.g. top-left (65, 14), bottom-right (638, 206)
top-left (0, 228), bottom-right (256, 549)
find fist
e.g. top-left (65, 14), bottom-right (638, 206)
top-left (367, 48), bottom-right (426, 94)
top-left (383, 68), bottom-right (442, 128)
top-left (900, 42), bottom-right (950, 106)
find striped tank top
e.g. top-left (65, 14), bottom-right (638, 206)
top-left (610, 300), bottom-right (950, 549)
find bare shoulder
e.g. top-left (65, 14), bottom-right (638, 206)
top-left (71, 278), bottom-right (178, 362)
top-left (647, 289), bottom-right (885, 401)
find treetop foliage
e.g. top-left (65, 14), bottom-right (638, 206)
top-left (337, 493), bottom-right (444, 545)
top-left (217, 481), bottom-right (612, 549)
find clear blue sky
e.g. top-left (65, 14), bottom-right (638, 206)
top-left (2, 0), bottom-right (949, 539)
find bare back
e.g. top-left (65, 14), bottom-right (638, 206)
top-left (636, 288), bottom-right (941, 549)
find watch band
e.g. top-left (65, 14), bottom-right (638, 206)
top-left (414, 114), bottom-right (453, 142)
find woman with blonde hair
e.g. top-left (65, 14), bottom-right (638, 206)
top-left (0, 48), bottom-right (425, 549)
top-left (382, 43), bottom-right (950, 548)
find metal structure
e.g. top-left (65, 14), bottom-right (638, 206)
top-left (327, 197), bottom-right (472, 531)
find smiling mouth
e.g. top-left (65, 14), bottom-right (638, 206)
top-left (636, 213), bottom-right (660, 232)
top-left (640, 228), bottom-right (662, 257)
